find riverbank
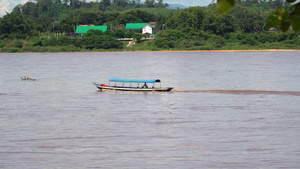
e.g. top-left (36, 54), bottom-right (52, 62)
top-left (125, 49), bottom-right (300, 52)
top-left (1, 35), bottom-right (299, 53)
top-left (1, 49), bottom-right (300, 54)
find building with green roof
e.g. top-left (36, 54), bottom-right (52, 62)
top-left (75, 25), bottom-right (108, 34)
top-left (125, 23), bottom-right (154, 34)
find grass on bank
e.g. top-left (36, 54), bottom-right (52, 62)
top-left (1, 36), bottom-right (300, 53)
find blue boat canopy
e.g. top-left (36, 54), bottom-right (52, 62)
top-left (109, 78), bottom-right (161, 83)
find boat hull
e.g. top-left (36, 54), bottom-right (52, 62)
top-left (93, 83), bottom-right (173, 92)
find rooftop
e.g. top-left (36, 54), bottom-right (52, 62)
top-left (125, 23), bottom-right (154, 30)
top-left (75, 25), bottom-right (107, 34)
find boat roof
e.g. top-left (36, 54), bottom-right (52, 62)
top-left (109, 78), bottom-right (161, 83)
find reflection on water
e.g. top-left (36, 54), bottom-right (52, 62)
top-left (0, 52), bottom-right (300, 169)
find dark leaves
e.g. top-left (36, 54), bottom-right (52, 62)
top-left (217, 0), bottom-right (300, 32)
top-left (217, 0), bottom-right (235, 14)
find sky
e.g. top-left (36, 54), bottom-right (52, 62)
top-left (0, 0), bottom-right (212, 17)
top-left (0, 0), bottom-right (27, 17)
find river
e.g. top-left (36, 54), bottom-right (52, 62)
top-left (0, 51), bottom-right (299, 168)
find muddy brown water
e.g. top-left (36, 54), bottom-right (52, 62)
top-left (0, 52), bottom-right (299, 168)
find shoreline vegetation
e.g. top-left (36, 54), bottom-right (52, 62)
top-left (1, 36), bottom-right (299, 53)
top-left (1, 49), bottom-right (299, 54)
top-left (1, 34), bottom-right (299, 53)
top-left (1, 1), bottom-right (299, 53)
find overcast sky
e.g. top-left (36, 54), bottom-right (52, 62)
top-left (0, 0), bottom-right (212, 17)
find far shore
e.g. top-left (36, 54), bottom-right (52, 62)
top-left (1, 49), bottom-right (300, 54)
top-left (125, 49), bottom-right (300, 52)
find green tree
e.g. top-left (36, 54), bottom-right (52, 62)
top-left (166, 7), bottom-right (206, 31)
top-left (240, 33), bottom-right (258, 45)
top-left (64, 9), bottom-right (106, 25)
top-left (80, 29), bottom-right (122, 49)
top-left (84, 29), bottom-right (104, 37)
top-left (144, 0), bottom-right (155, 7)
top-left (216, 0), bottom-right (300, 32)
top-left (36, 0), bottom-right (54, 18)
top-left (228, 5), bottom-right (264, 33)
top-left (154, 29), bottom-right (183, 48)
top-left (114, 29), bottom-right (126, 38)
top-left (0, 12), bottom-right (36, 39)
top-left (63, 0), bottom-right (69, 5)
top-left (115, 0), bottom-right (128, 7)
top-left (202, 13), bottom-right (237, 35)
top-left (12, 5), bottom-right (22, 15)
top-left (166, 6), bottom-right (238, 36)
top-left (34, 18), bottom-right (52, 32)
top-left (20, 2), bottom-right (38, 17)
top-left (60, 18), bottom-right (76, 33)
top-left (116, 14), bottom-right (142, 24)
top-left (125, 10), bottom-right (155, 23)
top-left (103, 0), bottom-right (111, 6)
top-left (12, 39), bottom-right (24, 48)
top-left (256, 31), bottom-right (277, 43)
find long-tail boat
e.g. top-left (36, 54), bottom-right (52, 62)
top-left (93, 78), bottom-right (173, 92)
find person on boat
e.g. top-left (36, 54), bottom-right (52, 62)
top-left (142, 82), bottom-right (148, 88)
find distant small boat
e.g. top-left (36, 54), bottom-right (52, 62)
top-left (21, 76), bottom-right (36, 81)
top-left (93, 78), bottom-right (173, 92)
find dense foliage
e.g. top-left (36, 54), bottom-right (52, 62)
top-left (150, 4), bottom-right (299, 50)
top-left (217, 0), bottom-right (300, 32)
top-left (0, 0), bottom-right (299, 52)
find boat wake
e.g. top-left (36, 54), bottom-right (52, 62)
top-left (172, 90), bottom-right (300, 96)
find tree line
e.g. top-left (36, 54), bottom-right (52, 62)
top-left (153, 4), bottom-right (299, 50)
top-left (216, 0), bottom-right (300, 32)
top-left (0, 0), bottom-right (299, 52)
top-left (12, 0), bottom-right (168, 20)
